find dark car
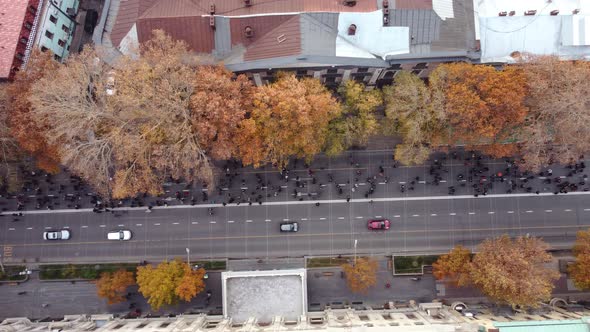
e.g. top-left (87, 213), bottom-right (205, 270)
top-left (367, 219), bottom-right (391, 230)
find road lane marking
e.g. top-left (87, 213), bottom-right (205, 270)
top-left (468, 212), bottom-right (475, 215)
top-left (431, 214), bottom-right (437, 216)
top-left (192, 221), bottom-right (199, 224)
top-left (584, 208), bottom-right (590, 211)
top-left (81, 225), bottom-right (88, 228)
top-left (375, 216), bottom-right (382, 218)
top-left (210, 221), bottom-right (216, 224)
top-left (172, 222), bottom-right (179, 225)
top-left (488, 212), bottom-right (495, 214)
top-left (301, 218), bottom-right (308, 221)
top-left (338, 217), bottom-right (345, 219)
top-left (283, 219), bottom-right (289, 221)
top-left (136, 224), bottom-right (142, 226)
top-left (26, 227), bottom-right (33, 230)
top-left (355, 216), bottom-right (363, 219)
top-left (565, 209), bottom-right (572, 212)
top-left (99, 225), bottom-right (105, 228)
top-left (394, 215), bottom-right (401, 218)
top-left (118, 224), bottom-right (124, 227)
top-left (8, 228), bottom-right (15, 231)
top-left (154, 223), bottom-right (160, 226)
top-left (545, 210), bottom-right (552, 213)
top-left (227, 220), bottom-right (234, 223)
top-left (449, 213), bottom-right (456, 216)
top-left (412, 214), bottom-right (420, 217)
top-left (526, 210), bottom-right (533, 213)
top-left (319, 218), bottom-right (326, 220)
top-left (246, 220), bottom-right (253, 223)
top-left (44, 227), bottom-right (52, 229)
top-left (265, 219), bottom-right (271, 222)
top-left (507, 211), bottom-right (514, 214)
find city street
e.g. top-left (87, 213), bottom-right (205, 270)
top-left (1, 192), bottom-right (589, 264)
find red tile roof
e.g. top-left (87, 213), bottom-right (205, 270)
top-left (243, 16), bottom-right (301, 61)
top-left (0, 0), bottom-right (29, 79)
top-left (230, 15), bottom-right (295, 48)
top-left (137, 16), bottom-right (215, 53)
top-left (209, 0), bottom-right (378, 16)
top-left (394, 0), bottom-right (433, 10)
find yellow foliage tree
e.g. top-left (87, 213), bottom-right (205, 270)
top-left (470, 235), bottom-right (559, 308)
top-left (432, 245), bottom-right (472, 287)
top-left (96, 269), bottom-right (135, 304)
top-left (136, 259), bottom-right (206, 311)
top-left (341, 257), bottom-right (378, 294)
top-left (568, 228), bottom-right (590, 290)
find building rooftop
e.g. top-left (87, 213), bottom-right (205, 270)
top-left (0, 0), bottom-right (29, 79)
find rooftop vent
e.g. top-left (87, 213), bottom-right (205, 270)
top-left (245, 26), bottom-right (254, 38)
top-left (244, 0), bottom-right (251, 6)
top-left (210, 3), bottom-right (215, 14)
top-left (509, 10), bottom-right (515, 16)
top-left (524, 10), bottom-right (537, 16)
top-left (343, 0), bottom-right (357, 6)
top-left (383, 15), bottom-right (389, 25)
top-left (499, 11), bottom-right (507, 16)
top-left (550, 9), bottom-right (559, 15)
top-left (209, 15), bottom-right (215, 28)
top-left (348, 24), bottom-right (356, 35)
top-left (383, 0), bottom-right (389, 8)
top-left (573, 8), bottom-right (580, 14)
top-left (383, 7), bottom-right (389, 14)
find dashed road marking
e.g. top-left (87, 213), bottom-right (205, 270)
top-left (63, 226), bottom-right (69, 229)
top-left (412, 214), bottom-right (420, 217)
top-left (135, 224), bottom-right (142, 226)
top-left (154, 223), bottom-right (161, 226)
top-left (209, 221), bottom-right (216, 224)
top-left (468, 212), bottom-right (475, 215)
top-left (375, 216), bottom-right (382, 218)
top-left (283, 219), bottom-right (289, 221)
top-left (449, 213), bottom-right (456, 216)
top-left (394, 215), bottom-right (401, 218)
top-left (525, 210), bottom-right (533, 213)
top-left (301, 218), bottom-right (308, 221)
top-left (431, 214), bottom-right (437, 216)
top-left (584, 208), bottom-right (590, 211)
top-left (338, 217), bottom-right (345, 220)
top-left (265, 219), bottom-right (271, 222)
top-left (227, 220), bottom-right (234, 223)
top-left (488, 212), bottom-right (495, 214)
top-left (118, 224), bottom-right (124, 227)
top-left (191, 221), bottom-right (199, 224)
top-left (81, 225), bottom-right (88, 228)
top-left (355, 216), bottom-right (363, 219)
top-left (44, 226), bottom-right (52, 229)
top-left (245, 220), bottom-right (253, 223)
top-left (507, 211), bottom-right (514, 214)
top-left (545, 210), bottom-right (552, 213)
top-left (565, 209), bottom-right (572, 212)
top-left (8, 228), bottom-right (15, 231)
top-left (173, 222), bottom-right (180, 225)
top-left (26, 227), bottom-right (32, 230)
top-left (319, 218), bottom-right (326, 220)
top-left (99, 225), bottom-right (106, 228)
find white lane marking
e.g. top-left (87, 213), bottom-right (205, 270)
top-left (118, 224), bottom-right (124, 227)
top-left (525, 210), bottom-right (533, 213)
top-left (99, 225), bottom-right (106, 228)
top-left (338, 217), bottom-right (345, 220)
top-left (172, 222), bottom-right (179, 225)
top-left (378, 182), bottom-right (386, 185)
top-left (431, 214), bottom-right (437, 216)
top-left (283, 219), bottom-right (289, 221)
top-left (565, 209), bottom-right (572, 212)
top-left (394, 215), bottom-right (401, 218)
top-left (319, 217), bottom-right (326, 220)
top-left (26, 227), bottom-right (33, 230)
top-left (399, 181), bottom-right (406, 184)
top-left (488, 211), bottom-right (495, 214)
top-left (468, 212), bottom-right (475, 215)
top-left (44, 226), bottom-right (52, 229)
top-left (265, 219), bottom-right (271, 222)
top-left (191, 221), bottom-right (199, 224)
top-left (560, 176), bottom-right (566, 178)
top-left (355, 216), bottom-right (363, 219)
top-left (418, 181), bottom-right (426, 184)
top-left (63, 226), bottom-right (69, 229)
top-left (375, 216), bottom-right (382, 218)
top-left (245, 220), bottom-right (253, 223)
top-left (81, 225), bottom-right (88, 228)
top-left (545, 210), bottom-right (552, 213)
top-left (584, 208), bottom-right (590, 211)
top-left (507, 211), bottom-right (514, 214)
top-left (154, 223), bottom-right (161, 226)
top-left (440, 180), bottom-right (447, 183)
top-left (301, 218), bottom-right (308, 221)
top-left (412, 214), bottom-right (420, 217)
top-left (209, 221), bottom-right (216, 224)
top-left (136, 223), bottom-right (142, 226)
top-left (227, 220), bottom-right (234, 223)
top-left (8, 228), bottom-right (15, 231)
top-left (449, 213), bottom-right (456, 216)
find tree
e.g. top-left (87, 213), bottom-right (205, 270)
top-left (519, 57), bottom-right (590, 171)
top-left (432, 245), bottom-right (472, 287)
top-left (383, 71), bottom-right (445, 165)
top-left (430, 63), bottom-right (528, 158)
top-left (0, 84), bottom-right (22, 192)
top-left (325, 80), bottom-right (381, 156)
top-left (136, 259), bottom-right (205, 310)
top-left (236, 72), bottom-right (341, 168)
top-left (6, 50), bottom-right (61, 173)
top-left (96, 269), bottom-right (135, 304)
top-left (470, 235), bottom-right (559, 308)
top-left (568, 228), bottom-right (590, 290)
top-left (189, 66), bottom-right (253, 160)
top-left (341, 257), bottom-right (378, 294)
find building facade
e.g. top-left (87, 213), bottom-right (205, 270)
top-left (34, 0), bottom-right (80, 62)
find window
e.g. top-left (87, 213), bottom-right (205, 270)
top-left (54, 54), bottom-right (62, 62)
top-left (24, 22), bottom-right (32, 30)
top-left (28, 5), bottom-right (37, 14)
top-left (49, 15), bottom-right (57, 24)
top-left (58, 39), bottom-right (66, 47)
top-left (45, 30), bottom-right (54, 39)
top-left (40, 46), bottom-right (49, 52)
top-left (61, 24), bottom-right (70, 33)
top-left (20, 37), bottom-right (28, 45)
top-left (15, 53), bottom-right (24, 60)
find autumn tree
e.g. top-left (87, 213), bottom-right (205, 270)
top-left (0, 84), bottom-right (22, 192)
top-left (519, 57), bottom-right (590, 171)
top-left (325, 80), bottom-right (381, 156)
top-left (236, 72), bottom-right (341, 168)
top-left (96, 269), bottom-right (135, 304)
top-left (568, 228), bottom-right (590, 290)
top-left (136, 259), bottom-right (206, 311)
top-left (341, 257), bottom-right (378, 294)
top-left (431, 63), bottom-right (528, 158)
top-left (383, 71), bottom-right (445, 165)
top-left (432, 245), bottom-right (472, 287)
top-left (470, 235), bottom-right (559, 308)
top-left (189, 65), bottom-right (253, 160)
top-left (6, 50), bottom-right (61, 173)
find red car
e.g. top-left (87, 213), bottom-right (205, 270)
top-left (367, 219), bottom-right (391, 230)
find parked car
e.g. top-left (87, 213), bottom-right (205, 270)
top-left (280, 222), bottom-right (298, 232)
top-left (367, 219), bottom-right (391, 230)
top-left (43, 229), bottom-right (71, 240)
top-left (107, 230), bottom-right (132, 241)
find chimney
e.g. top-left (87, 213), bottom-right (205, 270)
top-left (550, 10), bottom-right (559, 15)
top-left (499, 11), bottom-right (507, 16)
top-left (573, 8), bottom-right (580, 14)
top-left (509, 10), bottom-right (515, 16)
top-left (524, 10), bottom-right (537, 15)
top-left (383, 15), bottom-right (389, 25)
top-left (343, 0), bottom-right (357, 6)
top-left (348, 24), bottom-right (356, 35)
top-left (382, 0), bottom-right (389, 8)
top-left (244, 26), bottom-right (254, 38)
top-left (209, 15), bottom-right (215, 28)
top-left (383, 7), bottom-right (389, 15)
top-left (209, 3), bottom-right (215, 14)
top-left (244, 0), bottom-right (251, 7)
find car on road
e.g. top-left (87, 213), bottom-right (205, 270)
top-left (280, 222), bottom-right (298, 232)
top-left (107, 230), bottom-right (132, 241)
top-left (43, 229), bottom-right (71, 240)
top-left (367, 219), bottom-right (391, 230)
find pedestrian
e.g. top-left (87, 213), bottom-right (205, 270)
top-left (315, 202), bottom-right (320, 207)
top-left (346, 195), bottom-right (350, 202)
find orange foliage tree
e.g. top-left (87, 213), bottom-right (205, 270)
top-left (432, 245), bottom-right (472, 287)
top-left (431, 63), bottom-right (528, 158)
top-left (236, 72), bottom-right (341, 168)
top-left (568, 228), bottom-right (590, 290)
top-left (6, 50), bottom-right (60, 173)
top-left (96, 269), bottom-right (136, 304)
top-left (341, 257), bottom-right (378, 294)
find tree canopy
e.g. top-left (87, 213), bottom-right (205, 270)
top-left (96, 269), bottom-right (135, 304)
top-left (136, 259), bottom-right (206, 311)
top-left (432, 245), bottom-right (472, 287)
top-left (569, 228), bottom-right (590, 290)
top-left (341, 257), bottom-right (378, 294)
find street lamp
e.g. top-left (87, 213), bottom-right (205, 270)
top-left (185, 248), bottom-right (190, 267)
top-left (354, 239), bottom-right (358, 266)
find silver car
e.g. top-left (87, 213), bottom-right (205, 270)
top-left (107, 230), bottom-right (132, 241)
top-left (43, 229), bottom-right (71, 240)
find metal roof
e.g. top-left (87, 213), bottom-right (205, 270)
top-left (494, 318), bottom-right (590, 332)
top-left (243, 16), bottom-right (302, 61)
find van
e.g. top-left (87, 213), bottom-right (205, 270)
top-left (107, 230), bottom-right (132, 241)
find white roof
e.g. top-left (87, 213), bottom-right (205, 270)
top-left (337, 10), bottom-right (409, 59)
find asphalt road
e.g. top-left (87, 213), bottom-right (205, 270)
top-left (1, 192), bottom-right (589, 264)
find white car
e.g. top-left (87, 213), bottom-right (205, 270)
top-left (43, 229), bottom-right (71, 240)
top-left (107, 230), bottom-right (132, 241)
